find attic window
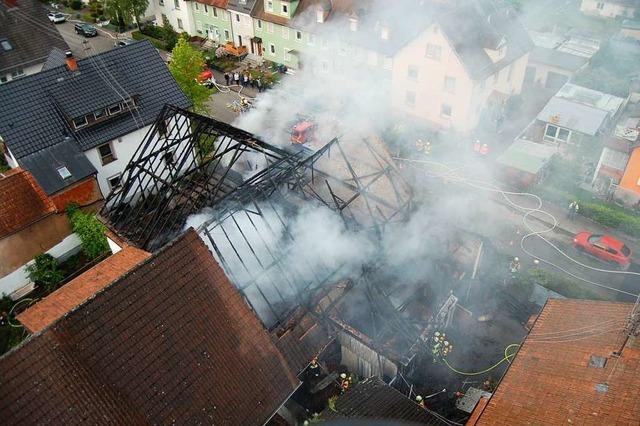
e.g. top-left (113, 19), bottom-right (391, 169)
top-left (108, 104), bottom-right (122, 115)
top-left (57, 166), bottom-right (72, 180)
top-left (94, 108), bottom-right (107, 120)
top-left (72, 116), bottom-right (88, 129)
top-left (588, 355), bottom-right (607, 369)
top-left (0, 39), bottom-right (12, 51)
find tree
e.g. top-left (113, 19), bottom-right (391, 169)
top-left (169, 37), bottom-right (211, 113)
top-left (105, 0), bottom-right (149, 31)
top-left (67, 204), bottom-right (110, 260)
top-left (129, 0), bottom-right (149, 29)
top-left (26, 254), bottom-right (64, 293)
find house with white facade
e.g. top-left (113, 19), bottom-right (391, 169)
top-left (150, 0), bottom-right (197, 33)
top-left (0, 40), bottom-right (190, 198)
top-left (580, 0), bottom-right (639, 19)
top-left (0, 0), bottom-right (70, 84)
top-left (228, 0), bottom-right (258, 54)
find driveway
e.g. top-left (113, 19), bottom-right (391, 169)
top-left (53, 20), bottom-right (119, 58)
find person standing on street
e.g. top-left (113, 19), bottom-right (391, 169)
top-left (567, 201), bottom-right (575, 219)
top-left (224, 72), bottom-right (230, 86)
top-left (233, 72), bottom-right (240, 86)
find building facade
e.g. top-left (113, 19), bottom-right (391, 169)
top-left (192, 0), bottom-right (234, 43)
top-left (580, 0), bottom-right (638, 19)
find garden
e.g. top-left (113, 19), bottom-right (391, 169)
top-left (0, 205), bottom-right (111, 355)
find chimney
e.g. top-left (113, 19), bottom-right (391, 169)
top-left (65, 51), bottom-right (78, 72)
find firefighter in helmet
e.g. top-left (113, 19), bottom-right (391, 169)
top-left (416, 395), bottom-right (426, 409)
top-left (340, 373), bottom-right (350, 392)
top-left (509, 257), bottom-right (521, 274)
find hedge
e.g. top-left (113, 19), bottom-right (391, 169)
top-left (580, 202), bottom-right (640, 238)
top-left (523, 268), bottom-right (606, 301)
top-left (131, 31), bottom-right (167, 51)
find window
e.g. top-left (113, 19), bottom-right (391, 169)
top-left (0, 39), bottom-right (12, 51)
top-left (93, 108), bottom-right (106, 120)
top-left (174, 0), bottom-right (179, 9)
top-left (107, 173), bottom-right (122, 190)
top-left (57, 166), bottom-right (72, 180)
top-left (405, 91), bottom-right (416, 107)
top-left (407, 65), bottom-right (418, 80)
top-left (441, 103), bottom-right (452, 117)
top-left (10, 68), bottom-right (24, 79)
top-left (108, 104), bottom-right (122, 115)
top-left (444, 76), bottom-right (456, 93)
top-left (282, 27), bottom-right (289, 39)
top-left (224, 30), bottom-right (230, 40)
top-left (236, 13), bottom-right (240, 22)
top-left (543, 124), bottom-right (571, 144)
top-left (98, 143), bottom-right (116, 165)
top-left (72, 115), bottom-right (88, 129)
top-left (425, 44), bottom-right (441, 61)
top-left (158, 0), bottom-right (163, 5)
top-left (296, 31), bottom-right (302, 41)
top-left (267, 1), bottom-right (273, 12)
top-left (123, 98), bottom-right (136, 109)
top-left (269, 43), bottom-right (276, 55)
top-left (282, 3), bottom-right (288, 14)
top-left (177, 18), bottom-right (183, 29)
top-left (0, 75), bottom-right (7, 84)
top-left (596, 2), bottom-right (604, 9)
top-left (196, 21), bottom-right (203, 33)
top-left (194, 2), bottom-right (198, 11)
top-left (257, 19), bottom-right (262, 29)
top-left (267, 22), bottom-right (274, 33)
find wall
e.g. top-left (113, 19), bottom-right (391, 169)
top-left (0, 213), bottom-right (72, 280)
top-left (526, 61), bottom-right (572, 89)
top-left (0, 63), bottom-right (42, 85)
top-left (84, 126), bottom-right (150, 197)
top-left (254, 19), bottom-right (305, 68)
top-left (338, 331), bottom-right (398, 380)
top-left (391, 24), bottom-right (475, 132)
top-left (581, 0), bottom-right (637, 18)
top-left (229, 9), bottom-right (255, 50)
top-left (620, 146), bottom-right (640, 196)
top-left (192, 3), bottom-right (234, 42)
top-left (151, 0), bottom-right (195, 33)
top-left (50, 177), bottom-right (103, 211)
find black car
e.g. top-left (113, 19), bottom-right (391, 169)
top-left (74, 23), bottom-right (98, 37)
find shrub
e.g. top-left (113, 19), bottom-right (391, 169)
top-left (83, 13), bottom-right (95, 22)
top-left (523, 268), bottom-right (605, 300)
top-left (131, 30), bottom-right (166, 50)
top-left (580, 202), bottom-right (640, 237)
top-left (67, 206), bottom-right (110, 260)
top-left (141, 24), bottom-right (165, 40)
top-left (70, 0), bottom-right (82, 10)
top-left (26, 254), bottom-right (64, 293)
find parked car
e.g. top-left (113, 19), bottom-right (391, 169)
top-left (47, 12), bottom-right (66, 24)
top-left (573, 232), bottom-right (632, 269)
top-left (114, 39), bottom-right (136, 48)
top-left (74, 23), bottom-right (98, 37)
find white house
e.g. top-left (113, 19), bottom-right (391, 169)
top-left (580, 0), bottom-right (639, 19)
top-left (0, 41), bottom-right (191, 199)
top-left (150, 0), bottom-right (197, 33)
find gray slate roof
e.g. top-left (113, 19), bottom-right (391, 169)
top-left (0, 0), bottom-right (70, 75)
top-left (227, 0), bottom-right (257, 14)
top-left (0, 40), bottom-right (191, 160)
top-left (42, 47), bottom-right (68, 71)
top-left (529, 46), bottom-right (589, 72)
top-left (19, 138), bottom-right (96, 195)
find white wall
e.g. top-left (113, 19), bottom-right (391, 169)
top-left (0, 63), bottom-right (43, 85)
top-left (84, 125), bottom-right (151, 197)
top-left (230, 11), bottom-right (254, 48)
top-left (151, 0), bottom-right (196, 33)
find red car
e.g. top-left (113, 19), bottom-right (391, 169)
top-left (573, 232), bottom-right (632, 269)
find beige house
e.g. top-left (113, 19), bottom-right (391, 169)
top-left (580, 0), bottom-right (639, 19)
top-left (391, 5), bottom-right (532, 133)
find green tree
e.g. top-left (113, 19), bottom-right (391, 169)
top-left (105, 0), bottom-right (148, 31)
top-left (67, 206), bottom-right (110, 260)
top-left (26, 254), bottom-right (64, 293)
top-left (169, 37), bottom-right (211, 113)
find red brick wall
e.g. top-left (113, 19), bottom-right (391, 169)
top-left (50, 178), bottom-right (103, 212)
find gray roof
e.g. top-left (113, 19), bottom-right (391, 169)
top-left (0, 40), bottom-right (191, 160)
top-left (0, 0), bottom-right (70, 75)
top-left (496, 139), bottom-right (557, 174)
top-left (227, 0), bottom-right (258, 14)
top-left (437, 1), bottom-right (534, 81)
top-left (19, 138), bottom-right (96, 195)
top-left (529, 46), bottom-right (589, 72)
top-left (537, 97), bottom-right (610, 135)
top-left (42, 47), bottom-right (67, 71)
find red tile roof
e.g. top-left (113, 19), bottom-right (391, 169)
top-left (0, 230), bottom-right (300, 425)
top-left (0, 168), bottom-right (56, 238)
top-left (473, 299), bottom-right (640, 425)
top-left (16, 245), bottom-right (151, 333)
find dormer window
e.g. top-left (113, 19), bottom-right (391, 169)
top-left (94, 108), bottom-right (106, 120)
top-left (108, 104), bottom-right (122, 115)
top-left (72, 116), bottom-right (88, 129)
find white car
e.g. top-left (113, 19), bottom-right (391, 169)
top-left (47, 12), bottom-right (66, 24)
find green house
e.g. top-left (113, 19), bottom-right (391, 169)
top-left (191, 0), bottom-right (234, 44)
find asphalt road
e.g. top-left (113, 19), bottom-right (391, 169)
top-left (53, 20), bottom-right (119, 58)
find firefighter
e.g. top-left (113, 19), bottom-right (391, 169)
top-left (480, 143), bottom-right (489, 156)
top-left (416, 395), bottom-right (426, 409)
top-left (424, 141), bottom-right (432, 155)
top-left (309, 357), bottom-right (320, 378)
top-left (473, 139), bottom-right (481, 153)
top-left (340, 373), bottom-right (350, 392)
top-left (509, 257), bottom-right (521, 274)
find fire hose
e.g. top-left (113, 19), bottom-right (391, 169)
top-left (443, 344), bottom-right (520, 376)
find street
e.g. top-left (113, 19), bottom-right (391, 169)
top-left (53, 20), bottom-right (119, 58)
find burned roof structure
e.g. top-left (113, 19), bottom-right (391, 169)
top-left (0, 230), bottom-right (299, 425)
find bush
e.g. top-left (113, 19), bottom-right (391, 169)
top-left (26, 254), bottom-right (64, 293)
top-left (83, 13), bottom-right (95, 23)
top-left (67, 206), bottom-right (110, 260)
top-left (70, 0), bottom-right (82, 10)
top-left (131, 30), bottom-right (167, 50)
top-left (141, 24), bottom-right (165, 40)
top-left (580, 202), bottom-right (640, 237)
top-left (523, 268), bottom-right (606, 300)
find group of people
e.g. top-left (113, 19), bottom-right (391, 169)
top-left (223, 70), bottom-right (265, 92)
top-left (567, 201), bottom-right (580, 220)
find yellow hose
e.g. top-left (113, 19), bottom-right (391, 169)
top-left (443, 344), bottom-right (520, 376)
